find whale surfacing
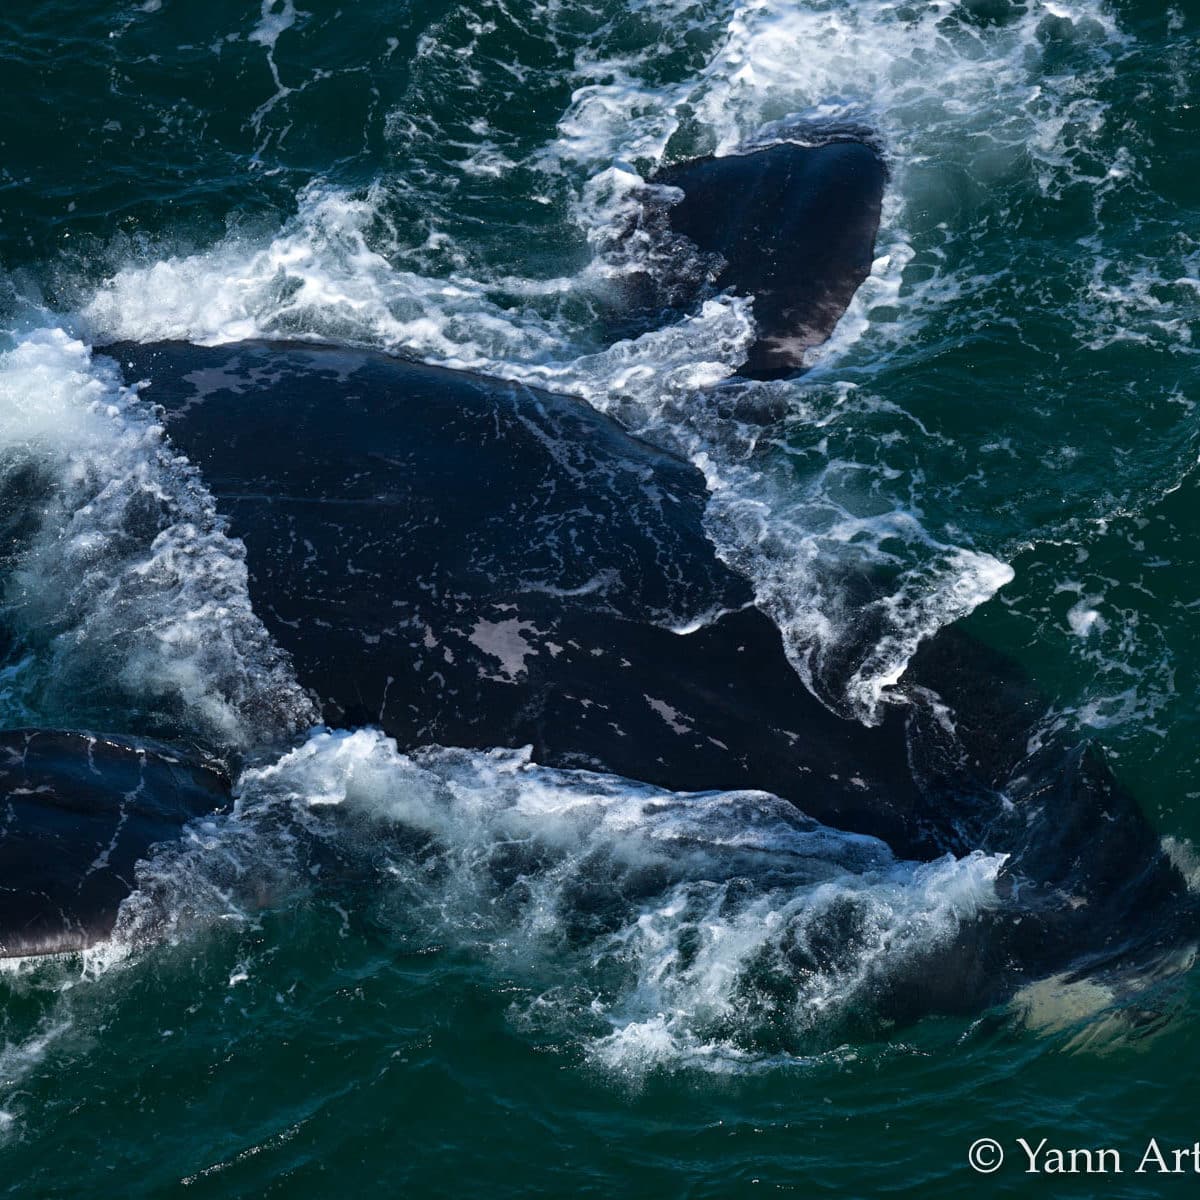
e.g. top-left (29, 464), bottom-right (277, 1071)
top-left (0, 136), bottom-right (1191, 1026)
top-left (87, 337), bottom-right (1192, 1015)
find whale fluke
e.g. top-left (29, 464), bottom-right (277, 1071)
top-left (0, 730), bottom-right (230, 958)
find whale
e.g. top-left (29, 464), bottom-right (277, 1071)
top-left (0, 336), bottom-right (1192, 1012)
top-left (63, 337), bottom-right (1185, 1016)
top-left (0, 138), bottom-right (1192, 1022)
top-left (0, 133), bottom-right (892, 962)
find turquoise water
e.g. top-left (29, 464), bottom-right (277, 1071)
top-left (1, 0), bottom-right (1199, 1194)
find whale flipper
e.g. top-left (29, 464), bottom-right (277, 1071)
top-left (0, 730), bottom-right (230, 958)
top-left (656, 140), bottom-right (886, 377)
top-left (610, 139), bottom-right (886, 378)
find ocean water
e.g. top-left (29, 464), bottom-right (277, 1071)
top-left (0, 0), bottom-right (1198, 1195)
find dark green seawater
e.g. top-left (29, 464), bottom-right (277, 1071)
top-left (1, 0), bottom-right (1199, 1195)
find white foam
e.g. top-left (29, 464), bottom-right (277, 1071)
top-left (1162, 837), bottom-right (1200, 894)
top-left (588, 849), bottom-right (1002, 1074)
top-left (249, 0), bottom-right (298, 53)
top-left (0, 329), bottom-right (316, 746)
top-left (99, 728), bottom-right (1005, 1071)
top-left (80, 184), bottom-right (577, 368)
top-left (1067, 597), bottom-right (1106, 638)
top-left (0, 1018), bottom-right (72, 1137)
top-left (1044, 570), bottom-right (1177, 737)
top-left (844, 549), bottom-right (1016, 718)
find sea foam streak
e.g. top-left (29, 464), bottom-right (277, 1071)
top-left (95, 728), bottom-right (1004, 1072)
top-left (0, 330), bottom-right (316, 747)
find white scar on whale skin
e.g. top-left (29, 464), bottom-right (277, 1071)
top-left (468, 617), bottom-right (540, 681)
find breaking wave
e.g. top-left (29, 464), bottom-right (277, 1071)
top-left (90, 728), bottom-right (1005, 1072)
top-left (0, 329), bottom-right (316, 748)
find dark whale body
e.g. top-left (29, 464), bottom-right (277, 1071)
top-left (0, 730), bottom-right (229, 957)
top-left (610, 138), bottom-right (886, 378)
top-left (80, 337), bottom-right (1187, 1018)
top-left (117, 341), bottom-right (939, 859)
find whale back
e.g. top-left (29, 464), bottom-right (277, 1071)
top-left (112, 339), bottom-right (945, 860)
